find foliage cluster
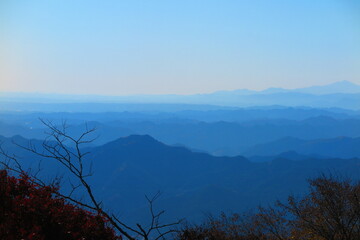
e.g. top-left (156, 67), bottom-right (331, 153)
top-left (0, 170), bottom-right (119, 240)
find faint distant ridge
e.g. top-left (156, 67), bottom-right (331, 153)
top-left (243, 136), bottom-right (360, 159)
top-left (1, 80), bottom-right (360, 110)
top-left (291, 80), bottom-right (360, 95)
top-left (212, 80), bottom-right (360, 95)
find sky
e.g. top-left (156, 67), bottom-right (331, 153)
top-left (1, 0), bottom-right (359, 95)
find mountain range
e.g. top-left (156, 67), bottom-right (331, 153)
top-left (2, 112), bottom-right (360, 157)
top-left (1, 134), bottom-right (359, 224)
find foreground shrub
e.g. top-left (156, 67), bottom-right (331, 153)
top-left (0, 170), bottom-right (119, 240)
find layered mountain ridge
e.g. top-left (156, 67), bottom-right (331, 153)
top-left (1, 133), bottom-right (359, 224)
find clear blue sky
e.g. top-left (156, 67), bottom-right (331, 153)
top-left (1, 0), bottom-right (359, 95)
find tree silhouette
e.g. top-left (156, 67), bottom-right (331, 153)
top-left (178, 175), bottom-right (360, 240)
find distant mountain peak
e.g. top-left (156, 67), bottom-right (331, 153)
top-left (330, 80), bottom-right (357, 86)
top-left (315, 80), bottom-right (360, 89)
top-left (112, 134), bottom-right (160, 145)
top-left (293, 80), bottom-right (360, 95)
top-left (123, 134), bottom-right (156, 141)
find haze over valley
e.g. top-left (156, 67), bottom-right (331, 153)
top-left (1, 81), bottom-right (360, 223)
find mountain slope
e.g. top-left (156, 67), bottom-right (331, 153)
top-left (84, 135), bottom-right (360, 223)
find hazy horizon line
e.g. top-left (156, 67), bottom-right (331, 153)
top-left (1, 80), bottom-right (359, 97)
